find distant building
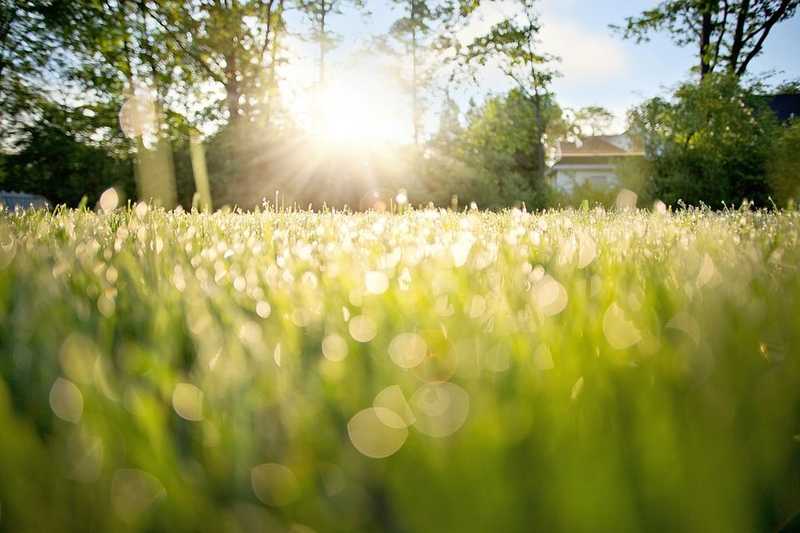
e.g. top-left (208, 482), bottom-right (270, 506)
top-left (761, 93), bottom-right (800, 123)
top-left (0, 191), bottom-right (50, 210)
top-left (549, 134), bottom-right (644, 192)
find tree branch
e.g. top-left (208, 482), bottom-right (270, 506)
top-left (729, 0), bottom-right (751, 72)
top-left (146, 5), bottom-right (227, 84)
top-left (736, 0), bottom-right (792, 76)
top-left (711, 0), bottom-right (729, 71)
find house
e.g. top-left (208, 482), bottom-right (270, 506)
top-left (0, 191), bottom-right (50, 210)
top-left (549, 133), bottom-right (644, 192)
top-left (761, 93), bottom-right (800, 123)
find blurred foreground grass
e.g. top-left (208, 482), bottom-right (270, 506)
top-left (1, 204), bottom-right (800, 533)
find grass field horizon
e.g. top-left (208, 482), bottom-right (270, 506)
top-left (1, 203), bottom-right (800, 532)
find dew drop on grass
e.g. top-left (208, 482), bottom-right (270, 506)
top-left (49, 378), bottom-right (83, 423)
top-left (172, 383), bottom-right (204, 421)
top-left (348, 315), bottom-right (377, 343)
top-left (451, 239), bottom-right (473, 267)
top-left (134, 202), bottom-right (149, 218)
top-left (603, 303), bottom-right (642, 350)
top-left (577, 232), bottom-right (597, 269)
top-left (373, 385), bottom-right (416, 428)
top-left (99, 187), bottom-right (119, 213)
top-left (250, 463), bottom-right (300, 506)
top-left (533, 276), bottom-right (568, 317)
top-left (110, 469), bottom-right (165, 523)
top-left (322, 334), bottom-right (348, 362)
top-left (347, 407), bottom-right (408, 458)
top-left (696, 253), bottom-right (717, 289)
top-left (388, 332), bottom-right (427, 368)
top-left (59, 334), bottom-right (98, 385)
top-left (256, 301), bottom-right (272, 318)
top-left (365, 270), bottom-right (389, 295)
top-left (666, 311), bottom-right (701, 345)
top-left (411, 382), bottom-right (470, 438)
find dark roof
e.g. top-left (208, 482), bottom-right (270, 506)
top-left (558, 134), bottom-right (645, 158)
top-left (758, 94), bottom-right (800, 123)
top-left (559, 137), bottom-right (625, 156)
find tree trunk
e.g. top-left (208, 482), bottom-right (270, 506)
top-left (319, 0), bottom-right (327, 86)
top-left (264, 0), bottom-right (284, 127)
top-left (411, 0), bottom-right (419, 145)
top-left (531, 88), bottom-right (546, 188)
top-left (225, 51), bottom-right (241, 123)
top-left (700, 1), bottom-right (714, 78)
top-left (729, 0), bottom-right (750, 74)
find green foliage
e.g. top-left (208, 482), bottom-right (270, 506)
top-left (386, 0), bottom-right (443, 144)
top-left (572, 106), bottom-right (615, 137)
top-left (420, 90), bottom-right (562, 209)
top-left (1, 206), bottom-right (800, 532)
top-left (550, 180), bottom-right (619, 209)
top-left (629, 73), bottom-right (779, 207)
top-left (0, 0), bottom-right (71, 140)
top-left (0, 104), bottom-right (135, 206)
top-left (2, 0), bottom-right (797, 212)
top-left (453, 0), bottom-right (557, 184)
top-left (767, 119), bottom-right (800, 206)
top-left (613, 0), bottom-right (800, 77)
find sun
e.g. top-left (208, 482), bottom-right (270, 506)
top-left (294, 70), bottom-right (412, 147)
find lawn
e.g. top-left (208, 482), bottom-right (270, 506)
top-left (1, 205), bottom-right (799, 532)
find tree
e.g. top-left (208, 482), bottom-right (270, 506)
top-left (0, 102), bottom-right (136, 206)
top-left (614, 0), bottom-right (800, 79)
top-left (572, 106), bottom-right (615, 137)
top-left (425, 89), bottom-right (564, 208)
top-left (629, 73), bottom-right (779, 206)
top-left (150, 0), bottom-right (287, 126)
top-left (299, 0), bottom-right (364, 87)
top-left (456, 0), bottom-right (557, 187)
top-left (430, 91), bottom-right (463, 152)
top-left (387, 0), bottom-right (441, 145)
top-left (0, 0), bottom-right (70, 141)
top-left (767, 119), bottom-right (800, 206)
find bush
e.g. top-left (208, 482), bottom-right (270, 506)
top-left (630, 74), bottom-right (779, 207)
top-left (767, 119), bottom-right (800, 207)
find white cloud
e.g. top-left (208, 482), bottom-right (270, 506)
top-left (454, 1), bottom-right (628, 83)
top-left (540, 19), bottom-right (629, 82)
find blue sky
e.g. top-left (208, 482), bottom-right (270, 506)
top-left (284, 0), bottom-right (800, 135)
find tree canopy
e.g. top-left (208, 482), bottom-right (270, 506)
top-left (614, 0), bottom-right (800, 78)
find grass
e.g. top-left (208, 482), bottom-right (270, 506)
top-left (1, 203), bottom-right (799, 533)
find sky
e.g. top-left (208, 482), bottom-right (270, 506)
top-left (281, 0), bottom-right (800, 137)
